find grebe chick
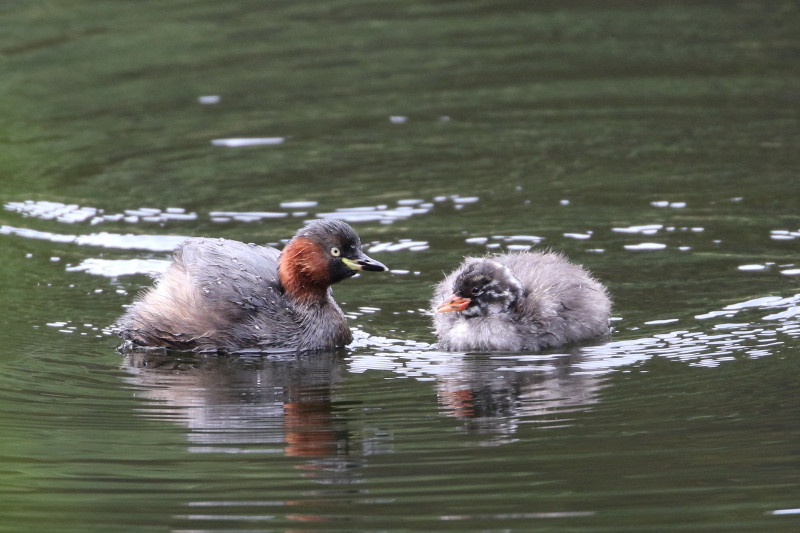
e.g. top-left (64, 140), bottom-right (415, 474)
top-left (432, 252), bottom-right (611, 352)
top-left (117, 219), bottom-right (387, 353)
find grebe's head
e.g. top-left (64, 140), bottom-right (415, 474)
top-left (279, 219), bottom-right (388, 299)
top-left (436, 259), bottom-right (523, 317)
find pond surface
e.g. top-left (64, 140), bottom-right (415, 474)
top-left (2, 1), bottom-right (800, 531)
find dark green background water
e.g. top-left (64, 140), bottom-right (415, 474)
top-left (2, 1), bottom-right (800, 531)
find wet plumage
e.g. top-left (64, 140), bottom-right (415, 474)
top-left (432, 252), bottom-right (611, 352)
top-left (117, 219), bottom-right (387, 353)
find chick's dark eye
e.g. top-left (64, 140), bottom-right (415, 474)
top-left (471, 286), bottom-right (481, 296)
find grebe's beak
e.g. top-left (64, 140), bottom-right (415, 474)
top-left (436, 295), bottom-right (471, 313)
top-left (342, 252), bottom-right (388, 272)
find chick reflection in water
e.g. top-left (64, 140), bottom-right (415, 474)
top-left (433, 350), bottom-right (605, 439)
top-left (348, 343), bottom-right (605, 440)
top-left (118, 219), bottom-right (388, 353)
top-left (433, 252), bottom-right (611, 352)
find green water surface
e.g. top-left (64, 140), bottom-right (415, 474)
top-left (2, 1), bottom-right (800, 531)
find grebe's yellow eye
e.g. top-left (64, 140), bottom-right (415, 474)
top-left (331, 247), bottom-right (341, 257)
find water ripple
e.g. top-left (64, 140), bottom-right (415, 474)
top-left (0, 225), bottom-right (189, 252)
top-left (66, 258), bottom-right (171, 277)
top-left (4, 195), bottom-right (479, 229)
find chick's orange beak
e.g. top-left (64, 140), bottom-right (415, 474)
top-left (436, 295), bottom-right (471, 313)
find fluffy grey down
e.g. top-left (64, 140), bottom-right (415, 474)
top-left (432, 252), bottom-right (612, 352)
